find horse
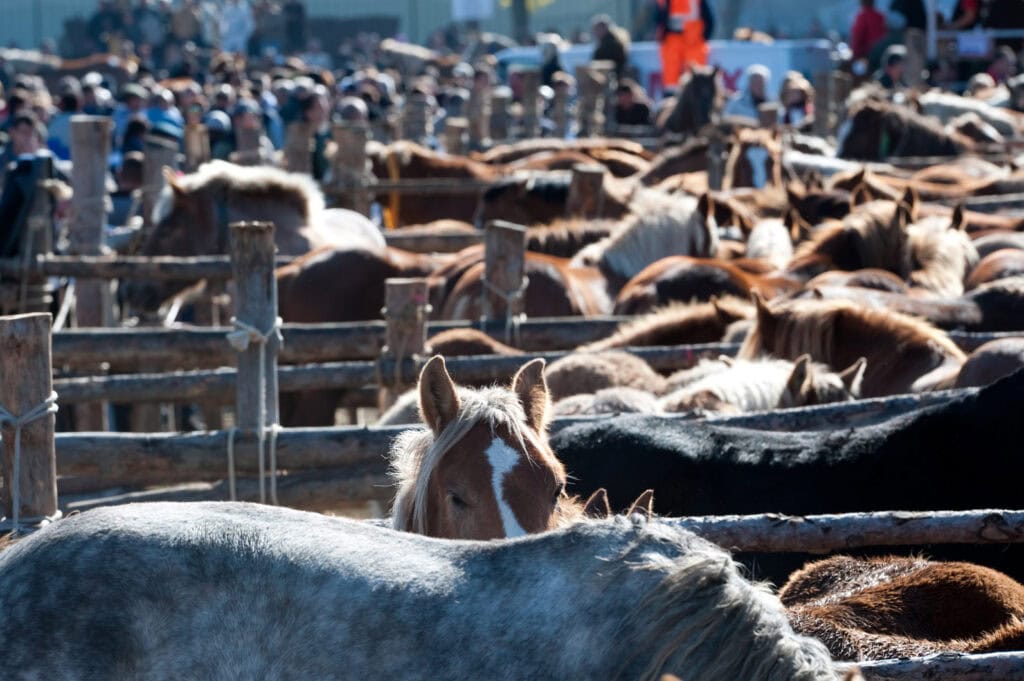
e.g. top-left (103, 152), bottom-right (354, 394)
top-left (388, 355), bottom-right (583, 539)
top-left (612, 256), bottom-right (766, 315)
top-left (472, 137), bottom-right (651, 165)
top-left (956, 338), bottom-right (1024, 388)
top-left (636, 138), bottom-right (712, 186)
top-left (0, 504), bottom-right (845, 681)
top-left (475, 171), bottom-right (633, 226)
top-left (508, 149), bottom-right (650, 178)
top-left (724, 128), bottom-right (783, 190)
top-left (525, 218), bottom-right (618, 258)
top-left (906, 206), bottom-right (979, 298)
top-left (659, 355), bottom-right (865, 414)
top-left (656, 65), bottom-right (722, 136)
top-left (746, 218), bottom-right (794, 269)
top-left (739, 294), bottom-right (966, 396)
top-left (553, 387), bottom-right (661, 417)
top-left (124, 160), bottom-right (385, 313)
top-left (916, 90), bottom-right (1020, 138)
top-left (549, 370), bottom-right (1024, 584)
top-left (425, 328), bottom-right (523, 358)
top-left (544, 350), bottom-right (667, 400)
top-left (580, 297), bottom-right (752, 351)
top-left (368, 141), bottom-right (501, 226)
top-left (782, 555), bottom-right (1024, 661)
top-left (837, 99), bottom-right (973, 161)
top-left (965, 248), bottom-right (1024, 290)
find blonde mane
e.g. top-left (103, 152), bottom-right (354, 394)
top-left (740, 297), bottom-right (966, 366)
top-left (794, 200), bottom-right (911, 275)
top-left (168, 159), bottom-right (324, 220)
top-left (907, 215), bottom-right (979, 297)
top-left (388, 386), bottom-right (539, 534)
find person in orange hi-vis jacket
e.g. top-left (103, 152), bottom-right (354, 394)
top-left (656, 0), bottom-right (715, 93)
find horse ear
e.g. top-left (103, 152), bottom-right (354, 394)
top-left (582, 488), bottom-right (611, 518)
top-left (751, 290), bottom-right (771, 320)
top-left (512, 358), bottom-right (551, 433)
top-left (899, 187), bottom-right (920, 221)
top-left (951, 204), bottom-right (967, 232)
top-left (850, 182), bottom-right (872, 208)
top-left (418, 355), bottom-right (461, 436)
top-left (626, 489), bottom-right (655, 519)
top-left (697, 192), bottom-right (715, 223)
top-left (838, 357), bottom-right (867, 396)
top-left (894, 200), bottom-right (914, 231)
top-left (785, 354), bottom-right (812, 398)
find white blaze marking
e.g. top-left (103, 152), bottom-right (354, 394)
top-left (745, 146), bottom-right (770, 188)
top-left (485, 438), bottom-right (527, 538)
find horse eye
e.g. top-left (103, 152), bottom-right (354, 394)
top-left (553, 484), bottom-right (566, 505)
top-left (448, 491), bottom-right (468, 510)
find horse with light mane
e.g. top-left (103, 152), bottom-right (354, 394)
top-left (906, 206), bottom-right (979, 298)
top-left (660, 354), bottom-right (865, 414)
top-left (782, 555), bottom-right (1024, 661)
top-left (124, 160), bottom-right (384, 312)
top-left (740, 294), bottom-right (966, 396)
top-left (0, 503), bottom-right (846, 681)
top-left (580, 297), bottom-right (752, 352)
top-left (389, 355), bottom-right (584, 539)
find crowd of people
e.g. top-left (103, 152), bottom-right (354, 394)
top-left (0, 0), bottom-right (1021, 258)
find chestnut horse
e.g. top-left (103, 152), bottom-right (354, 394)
top-left (124, 160), bottom-right (384, 313)
top-left (581, 297), bottom-right (752, 351)
top-left (740, 294), bottom-right (966, 396)
top-left (782, 555), bottom-right (1024, 660)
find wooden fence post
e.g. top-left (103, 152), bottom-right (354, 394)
top-left (13, 156), bottom-right (56, 314)
top-left (378, 278), bottom-right (428, 410)
top-left (331, 122), bottom-right (371, 216)
top-left (284, 122), bottom-right (313, 175)
top-left (490, 87), bottom-right (512, 142)
top-left (519, 67), bottom-right (541, 138)
top-left (141, 133), bottom-right (179, 242)
top-left (233, 125), bottom-right (262, 166)
top-left (444, 117), bottom-right (468, 156)
top-left (831, 72), bottom-right (853, 127)
top-left (134, 134), bottom-right (179, 432)
top-left (813, 72), bottom-right (831, 137)
top-left (229, 221), bottom-right (280, 503)
top-left (551, 85), bottom-right (570, 138)
top-left (400, 93), bottom-right (433, 143)
top-left (0, 313), bottom-right (58, 531)
top-left (467, 83), bottom-right (491, 148)
top-left (757, 102), bottom-right (779, 129)
top-left (575, 64), bottom-right (607, 137)
top-left (70, 115), bottom-right (113, 431)
top-left (482, 220), bottom-right (528, 343)
top-left (566, 163), bottom-right (606, 218)
top-left (183, 123), bottom-right (210, 171)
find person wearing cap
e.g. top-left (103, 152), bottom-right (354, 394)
top-left (875, 45), bottom-right (906, 89)
top-left (724, 64), bottom-right (771, 122)
top-left (655, 0), bottom-right (714, 93)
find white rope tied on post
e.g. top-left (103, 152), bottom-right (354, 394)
top-left (482, 274), bottom-right (529, 346)
top-left (225, 316), bottom-right (282, 505)
top-left (0, 391), bottom-right (59, 534)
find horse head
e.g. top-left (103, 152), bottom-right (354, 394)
top-left (122, 167), bottom-right (224, 315)
top-left (780, 354), bottom-right (867, 408)
top-left (390, 355), bottom-right (574, 540)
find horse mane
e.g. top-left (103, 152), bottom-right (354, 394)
top-left (388, 386), bottom-right (538, 534)
top-left (855, 99), bottom-right (972, 157)
top-left (581, 297), bottom-right (752, 351)
top-left (739, 297), bottom-right (966, 364)
top-left (793, 200), bottom-right (910, 275)
top-left (907, 215), bottom-right (979, 297)
top-left (526, 218), bottom-right (617, 258)
top-left (173, 160), bottom-right (322, 220)
top-left (617, 518), bottom-right (836, 681)
top-left (481, 172), bottom-right (571, 204)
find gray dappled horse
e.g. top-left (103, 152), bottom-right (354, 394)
top-left (0, 502), bottom-right (846, 681)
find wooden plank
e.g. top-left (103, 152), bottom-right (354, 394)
top-left (0, 313), bottom-right (58, 526)
top-left (141, 133), bottom-right (178, 240)
top-left (14, 156), bottom-right (56, 314)
top-left (566, 163), bottom-right (606, 218)
top-left (379, 278), bottom-right (429, 406)
top-left (444, 117), bottom-right (468, 156)
top-left (670, 509), bottom-right (1024, 554)
top-left (52, 344), bottom-right (740, 405)
top-left (0, 254), bottom-right (296, 281)
top-left (183, 123), bottom-right (210, 172)
top-left (841, 651), bottom-right (1024, 681)
top-left (383, 229), bottom-right (482, 253)
top-left (284, 121), bottom-right (313, 175)
top-left (331, 122), bottom-right (371, 215)
top-left (519, 68), bottom-right (541, 138)
top-left (52, 316), bottom-right (634, 368)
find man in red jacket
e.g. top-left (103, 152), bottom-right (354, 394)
top-left (850, 0), bottom-right (888, 62)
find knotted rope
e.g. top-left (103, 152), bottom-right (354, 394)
top-left (482, 274), bottom-right (529, 346)
top-left (0, 391), bottom-right (59, 534)
top-left (225, 316), bottom-right (282, 505)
